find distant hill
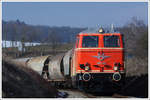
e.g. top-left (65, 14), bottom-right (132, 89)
top-left (2, 20), bottom-right (87, 43)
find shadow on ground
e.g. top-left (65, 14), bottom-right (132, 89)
top-left (116, 74), bottom-right (148, 98)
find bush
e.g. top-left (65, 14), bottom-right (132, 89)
top-left (126, 57), bottom-right (148, 77)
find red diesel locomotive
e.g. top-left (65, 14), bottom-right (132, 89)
top-left (71, 28), bottom-right (125, 91)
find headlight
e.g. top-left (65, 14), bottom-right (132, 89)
top-left (84, 62), bottom-right (90, 71)
top-left (85, 66), bottom-right (90, 71)
top-left (114, 66), bottom-right (118, 71)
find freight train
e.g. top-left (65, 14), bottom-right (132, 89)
top-left (26, 28), bottom-right (125, 92)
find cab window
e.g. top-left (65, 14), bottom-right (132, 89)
top-left (103, 35), bottom-right (120, 47)
top-left (82, 36), bottom-right (98, 47)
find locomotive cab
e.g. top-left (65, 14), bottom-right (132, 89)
top-left (72, 30), bottom-right (125, 91)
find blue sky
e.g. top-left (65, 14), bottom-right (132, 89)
top-left (2, 2), bottom-right (148, 28)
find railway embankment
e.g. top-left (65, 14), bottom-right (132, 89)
top-left (116, 57), bottom-right (148, 98)
top-left (118, 74), bottom-right (148, 98)
top-left (2, 57), bottom-right (60, 98)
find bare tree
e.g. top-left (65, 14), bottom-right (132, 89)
top-left (28, 27), bottom-right (37, 47)
top-left (20, 24), bottom-right (28, 53)
top-left (11, 23), bottom-right (18, 48)
top-left (47, 29), bottom-right (60, 55)
top-left (2, 22), bottom-right (7, 48)
top-left (119, 17), bottom-right (148, 58)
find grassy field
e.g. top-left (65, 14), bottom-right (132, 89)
top-left (2, 43), bottom-right (74, 58)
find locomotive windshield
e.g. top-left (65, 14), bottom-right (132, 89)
top-left (103, 35), bottom-right (120, 47)
top-left (82, 36), bottom-right (98, 47)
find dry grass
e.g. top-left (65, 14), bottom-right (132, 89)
top-left (2, 43), bottom-right (74, 58)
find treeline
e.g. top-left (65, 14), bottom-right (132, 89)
top-left (2, 20), bottom-right (86, 44)
top-left (118, 17), bottom-right (148, 58)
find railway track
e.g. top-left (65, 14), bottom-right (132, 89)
top-left (58, 89), bottom-right (99, 98)
top-left (58, 89), bottom-right (131, 98)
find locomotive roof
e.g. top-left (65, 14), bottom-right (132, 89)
top-left (79, 27), bottom-right (121, 34)
top-left (78, 33), bottom-right (121, 36)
